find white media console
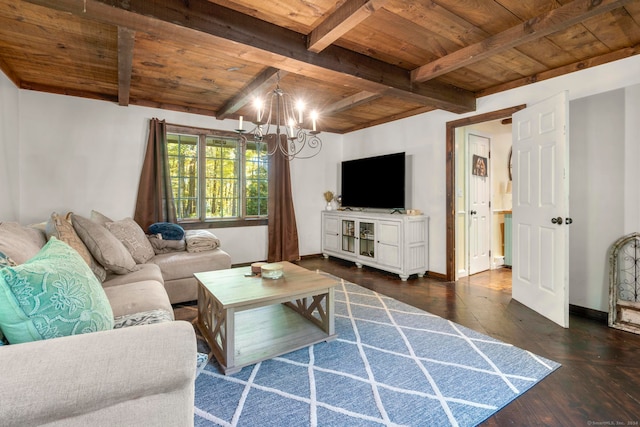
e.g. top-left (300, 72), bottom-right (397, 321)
top-left (321, 210), bottom-right (429, 280)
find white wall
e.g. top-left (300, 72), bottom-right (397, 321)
top-left (3, 79), bottom-right (343, 264)
top-left (624, 83), bottom-right (640, 235)
top-left (0, 73), bottom-right (19, 221)
top-left (569, 89), bottom-right (626, 311)
top-left (290, 135), bottom-right (343, 257)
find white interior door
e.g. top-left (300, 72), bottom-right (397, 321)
top-left (468, 132), bottom-right (491, 275)
top-left (512, 92), bottom-right (570, 328)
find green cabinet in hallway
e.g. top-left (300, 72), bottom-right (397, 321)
top-left (504, 213), bottom-right (512, 267)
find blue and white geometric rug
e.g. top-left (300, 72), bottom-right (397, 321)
top-left (194, 275), bottom-right (560, 426)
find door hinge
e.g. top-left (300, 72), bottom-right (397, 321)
top-left (489, 200), bottom-right (491, 209)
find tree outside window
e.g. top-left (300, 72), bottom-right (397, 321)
top-left (166, 125), bottom-right (268, 226)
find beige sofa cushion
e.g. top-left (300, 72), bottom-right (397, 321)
top-left (102, 263), bottom-right (164, 289)
top-left (103, 280), bottom-right (174, 319)
top-left (105, 217), bottom-right (155, 264)
top-left (0, 222), bottom-right (46, 264)
top-left (0, 321), bottom-right (196, 427)
top-left (71, 214), bottom-right (137, 275)
top-left (149, 248), bottom-right (232, 282)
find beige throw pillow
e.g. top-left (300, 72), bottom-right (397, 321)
top-left (106, 218), bottom-right (155, 264)
top-left (90, 210), bottom-right (114, 227)
top-left (71, 214), bottom-right (137, 275)
top-left (45, 212), bottom-right (107, 282)
top-left (0, 222), bottom-right (45, 264)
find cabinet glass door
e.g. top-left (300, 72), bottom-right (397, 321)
top-left (342, 220), bottom-right (356, 253)
top-left (359, 222), bottom-right (375, 258)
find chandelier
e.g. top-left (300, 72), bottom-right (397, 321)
top-left (235, 74), bottom-right (322, 160)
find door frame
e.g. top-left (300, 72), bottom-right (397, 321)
top-left (445, 105), bottom-right (526, 281)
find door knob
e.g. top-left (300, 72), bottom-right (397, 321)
top-left (551, 217), bottom-right (563, 225)
top-left (565, 218), bottom-right (573, 225)
top-left (470, 210), bottom-right (477, 215)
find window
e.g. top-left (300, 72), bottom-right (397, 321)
top-left (166, 125), bottom-right (268, 226)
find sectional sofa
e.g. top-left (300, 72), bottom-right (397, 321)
top-left (0, 211), bottom-right (232, 426)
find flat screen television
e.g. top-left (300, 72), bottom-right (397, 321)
top-left (341, 152), bottom-right (405, 210)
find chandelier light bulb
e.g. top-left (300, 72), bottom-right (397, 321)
top-left (254, 98), bottom-right (263, 122)
top-left (288, 118), bottom-right (296, 138)
top-left (296, 100), bottom-right (305, 124)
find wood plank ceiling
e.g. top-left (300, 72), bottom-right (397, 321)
top-left (1, 0), bottom-right (639, 134)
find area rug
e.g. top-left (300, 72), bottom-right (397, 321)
top-left (194, 275), bottom-right (560, 426)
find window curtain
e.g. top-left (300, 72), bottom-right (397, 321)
top-left (134, 118), bottom-right (177, 231)
top-left (267, 133), bottom-right (300, 262)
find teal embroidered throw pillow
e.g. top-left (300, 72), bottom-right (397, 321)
top-left (0, 237), bottom-right (114, 344)
top-left (1, 251), bottom-right (16, 345)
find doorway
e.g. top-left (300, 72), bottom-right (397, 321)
top-left (458, 126), bottom-right (512, 279)
top-left (447, 96), bottom-right (572, 328)
top-left (445, 105), bottom-right (526, 282)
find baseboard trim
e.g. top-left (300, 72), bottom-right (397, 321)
top-left (569, 304), bottom-right (608, 323)
top-left (299, 254), bottom-right (321, 261)
top-left (426, 271), bottom-right (446, 280)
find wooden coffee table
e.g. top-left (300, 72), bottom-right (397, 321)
top-left (194, 262), bottom-right (338, 375)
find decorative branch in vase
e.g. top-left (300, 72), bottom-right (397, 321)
top-left (323, 191), bottom-right (335, 210)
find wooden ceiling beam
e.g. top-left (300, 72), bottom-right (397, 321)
top-left (23, 0), bottom-right (475, 114)
top-left (322, 91), bottom-right (382, 115)
top-left (20, 80), bottom-right (118, 103)
top-left (216, 67), bottom-right (286, 119)
top-left (307, 0), bottom-right (388, 53)
top-left (131, 98), bottom-right (219, 117)
top-left (117, 27), bottom-right (135, 106)
top-left (412, 0), bottom-right (635, 83)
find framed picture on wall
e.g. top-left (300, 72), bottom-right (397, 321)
top-left (472, 155), bottom-right (488, 177)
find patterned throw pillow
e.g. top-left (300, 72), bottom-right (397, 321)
top-left (113, 309), bottom-right (173, 329)
top-left (106, 218), bottom-right (155, 264)
top-left (0, 237), bottom-right (114, 344)
top-left (45, 212), bottom-right (107, 282)
top-left (0, 251), bottom-right (11, 346)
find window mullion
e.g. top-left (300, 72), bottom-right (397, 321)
top-left (240, 142), bottom-right (247, 219)
top-left (198, 134), bottom-right (207, 221)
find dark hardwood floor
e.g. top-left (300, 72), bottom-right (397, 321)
top-left (292, 256), bottom-right (640, 426)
